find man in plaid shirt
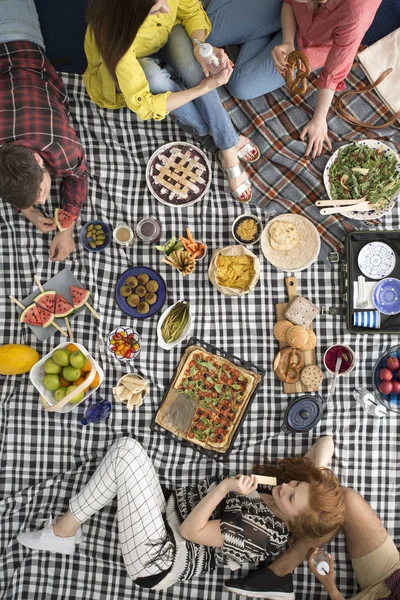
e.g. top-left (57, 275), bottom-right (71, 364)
top-left (0, 0), bottom-right (88, 261)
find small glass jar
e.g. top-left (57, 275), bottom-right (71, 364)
top-left (135, 217), bottom-right (162, 243)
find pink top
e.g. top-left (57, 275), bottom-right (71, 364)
top-left (284, 0), bottom-right (381, 91)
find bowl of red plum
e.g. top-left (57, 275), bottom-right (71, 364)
top-left (373, 345), bottom-right (400, 413)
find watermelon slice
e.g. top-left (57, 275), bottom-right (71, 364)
top-left (55, 209), bottom-right (77, 232)
top-left (35, 305), bottom-right (54, 328)
top-left (35, 290), bottom-right (57, 313)
top-left (54, 293), bottom-right (74, 317)
top-left (70, 285), bottom-right (90, 309)
top-left (20, 304), bottom-right (53, 328)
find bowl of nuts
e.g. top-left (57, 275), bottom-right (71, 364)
top-left (80, 220), bottom-right (112, 252)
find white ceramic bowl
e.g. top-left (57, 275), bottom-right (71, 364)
top-left (323, 140), bottom-right (400, 221)
top-left (193, 241), bottom-right (208, 262)
top-left (30, 342), bottom-right (104, 413)
top-left (323, 344), bottom-right (356, 376)
top-left (157, 301), bottom-right (192, 350)
top-left (114, 373), bottom-right (149, 408)
top-left (108, 327), bottom-right (141, 361)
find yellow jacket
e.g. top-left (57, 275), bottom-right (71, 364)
top-left (83, 0), bottom-right (211, 120)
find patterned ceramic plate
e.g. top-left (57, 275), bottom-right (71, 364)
top-left (323, 140), bottom-right (400, 221)
top-left (358, 242), bottom-right (396, 280)
top-left (372, 278), bottom-right (400, 315)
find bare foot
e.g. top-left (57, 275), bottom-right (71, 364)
top-left (236, 135), bottom-right (259, 161)
top-left (220, 147), bottom-right (252, 202)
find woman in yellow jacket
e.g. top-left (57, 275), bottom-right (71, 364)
top-left (83, 0), bottom-right (259, 203)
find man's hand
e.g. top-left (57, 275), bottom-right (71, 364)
top-left (272, 42), bottom-right (295, 77)
top-left (194, 45), bottom-right (231, 77)
top-left (49, 227), bottom-right (75, 262)
top-left (300, 116), bottom-right (333, 159)
top-left (21, 207), bottom-right (57, 233)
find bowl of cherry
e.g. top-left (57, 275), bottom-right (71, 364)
top-left (373, 345), bottom-right (400, 413)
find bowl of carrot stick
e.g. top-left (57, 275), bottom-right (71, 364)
top-left (179, 228), bottom-right (207, 261)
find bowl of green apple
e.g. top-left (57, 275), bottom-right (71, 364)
top-left (30, 342), bottom-right (104, 413)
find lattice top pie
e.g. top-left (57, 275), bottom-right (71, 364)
top-left (147, 143), bottom-right (211, 207)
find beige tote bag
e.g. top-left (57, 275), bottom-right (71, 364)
top-left (334, 28), bottom-right (400, 129)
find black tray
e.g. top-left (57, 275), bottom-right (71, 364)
top-left (343, 230), bottom-right (400, 334)
top-left (151, 336), bottom-right (266, 462)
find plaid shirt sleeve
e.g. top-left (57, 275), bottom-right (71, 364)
top-left (0, 41), bottom-right (88, 217)
top-left (40, 141), bottom-right (88, 217)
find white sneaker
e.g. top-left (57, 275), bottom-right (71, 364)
top-left (17, 517), bottom-right (83, 555)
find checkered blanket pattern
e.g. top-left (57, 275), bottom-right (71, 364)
top-left (219, 61), bottom-right (400, 261)
top-left (0, 71), bottom-right (399, 600)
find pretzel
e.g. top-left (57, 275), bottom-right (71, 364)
top-left (273, 347), bottom-right (304, 384)
top-left (285, 51), bottom-right (311, 97)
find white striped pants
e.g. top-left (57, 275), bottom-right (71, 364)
top-left (69, 437), bottom-right (175, 580)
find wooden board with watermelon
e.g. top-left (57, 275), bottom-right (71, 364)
top-left (15, 269), bottom-right (92, 341)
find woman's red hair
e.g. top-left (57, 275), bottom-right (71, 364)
top-left (254, 456), bottom-right (345, 540)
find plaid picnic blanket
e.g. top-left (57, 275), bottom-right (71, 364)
top-left (0, 70), bottom-right (399, 600)
top-left (220, 61), bottom-right (400, 261)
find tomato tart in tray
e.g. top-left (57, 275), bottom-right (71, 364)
top-left (153, 340), bottom-right (264, 459)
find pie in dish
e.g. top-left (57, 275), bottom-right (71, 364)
top-left (173, 349), bottom-right (256, 449)
top-left (148, 143), bottom-right (210, 206)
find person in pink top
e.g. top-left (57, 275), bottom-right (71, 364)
top-left (203, 0), bottom-right (382, 157)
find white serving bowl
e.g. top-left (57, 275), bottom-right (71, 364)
top-left (157, 301), bottom-right (192, 350)
top-left (30, 342), bottom-right (104, 413)
top-left (323, 344), bottom-right (356, 376)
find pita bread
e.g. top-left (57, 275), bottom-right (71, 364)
top-left (261, 214), bottom-right (320, 271)
top-left (269, 221), bottom-right (299, 251)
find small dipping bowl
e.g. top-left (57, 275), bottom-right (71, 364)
top-left (232, 214), bottom-right (262, 245)
top-left (324, 344), bottom-right (356, 376)
top-left (108, 327), bottom-right (141, 361)
top-left (80, 220), bottom-right (112, 253)
top-left (193, 240), bottom-right (208, 262)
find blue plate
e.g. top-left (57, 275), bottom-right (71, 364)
top-left (115, 267), bottom-right (167, 319)
top-left (80, 220), bottom-right (112, 252)
top-left (372, 278), bottom-right (400, 315)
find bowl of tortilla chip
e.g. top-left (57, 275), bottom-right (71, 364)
top-left (208, 245), bottom-right (260, 296)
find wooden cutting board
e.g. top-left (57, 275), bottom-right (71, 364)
top-left (275, 276), bottom-right (317, 394)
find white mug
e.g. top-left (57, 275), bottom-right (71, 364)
top-left (113, 222), bottom-right (134, 247)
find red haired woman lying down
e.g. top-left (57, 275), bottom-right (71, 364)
top-left (17, 436), bottom-right (343, 591)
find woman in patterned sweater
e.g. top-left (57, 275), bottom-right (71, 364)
top-left (17, 436), bottom-right (343, 590)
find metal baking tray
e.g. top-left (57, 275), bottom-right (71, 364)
top-left (151, 336), bottom-right (265, 462)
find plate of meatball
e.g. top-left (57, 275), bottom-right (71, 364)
top-left (115, 267), bottom-right (167, 318)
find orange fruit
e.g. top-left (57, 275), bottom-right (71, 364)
top-left (66, 343), bottom-right (79, 352)
top-left (82, 358), bottom-right (91, 372)
top-left (59, 376), bottom-right (70, 387)
top-left (90, 371), bottom-right (101, 389)
top-left (83, 387), bottom-right (90, 393)
top-left (75, 376), bottom-right (86, 386)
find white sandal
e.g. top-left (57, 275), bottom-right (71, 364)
top-left (216, 151), bottom-right (252, 203)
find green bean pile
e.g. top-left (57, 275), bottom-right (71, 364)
top-left (161, 301), bottom-right (190, 344)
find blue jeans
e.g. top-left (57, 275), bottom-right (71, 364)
top-left (0, 0), bottom-right (44, 48)
top-left (138, 25), bottom-right (239, 150)
top-left (203, 0), bottom-right (285, 100)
